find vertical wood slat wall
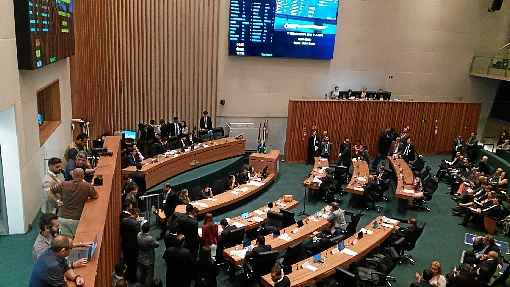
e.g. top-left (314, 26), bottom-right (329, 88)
top-left (70, 0), bottom-right (220, 138)
top-left (285, 100), bottom-right (481, 163)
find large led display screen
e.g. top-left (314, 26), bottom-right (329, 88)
top-left (228, 0), bottom-right (340, 60)
top-left (14, 0), bottom-right (75, 70)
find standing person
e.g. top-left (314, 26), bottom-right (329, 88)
top-left (452, 135), bottom-right (464, 160)
top-left (64, 133), bottom-right (90, 161)
top-left (162, 184), bottom-right (178, 218)
top-left (200, 110), bottom-right (213, 132)
top-left (196, 246), bottom-right (218, 287)
top-left (123, 181), bottom-right (139, 210)
top-left (402, 138), bottom-right (416, 163)
top-left (177, 204), bottom-right (200, 258)
top-left (170, 117), bottom-right (183, 138)
top-left (466, 132), bottom-right (479, 162)
top-left (163, 234), bottom-right (195, 287)
top-left (29, 236), bottom-right (85, 287)
top-left (201, 213), bottom-right (218, 252)
top-left (50, 168), bottom-right (98, 237)
top-left (42, 157), bottom-right (64, 214)
top-left (120, 209), bottom-right (140, 283)
top-left (307, 129), bottom-right (321, 165)
top-left (137, 221), bottom-right (159, 287)
top-left (338, 137), bottom-right (352, 167)
top-left (320, 135), bottom-right (331, 159)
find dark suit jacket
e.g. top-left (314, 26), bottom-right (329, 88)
top-left (170, 122), bottom-right (183, 137)
top-left (200, 116), bottom-right (213, 130)
top-left (478, 161), bottom-right (492, 175)
top-left (246, 244), bottom-right (272, 260)
top-left (160, 122), bottom-right (170, 139)
top-left (176, 214), bottom-right (200, 253)
top-left (120, 216), bottom-right (140, 251)
top-left (478, 258), bottom-right (498, 283)
top-left (308, 135), bottom-right (321, 163)
top-left (163, 246), bottom-right (195, 287)
top-left (163, 191), bottom-right (179, 217)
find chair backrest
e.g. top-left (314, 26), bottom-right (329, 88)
top-left (212, 178), bottom-right (226, 195)
top-left (280, 210), bottom-right (296, 227)
top-left (266, 211), bottom-right (285, 229)
top-left (345, 213), bottom-right (363, 238)
top-left (335, 268), bottom-right (357, 286)
top-left (282, 242), bottom-right (306, 268)
top-left (223, 227), bottom-right (245, 248)
top-left (189, 185), bottom-right (204, 201)
top-left (252, 250), bottom-right (280, 275)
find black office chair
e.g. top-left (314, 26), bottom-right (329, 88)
top-left (244, 250), bottom-right (280, 281)
top-left (282, 242), bottom-right (307, 274)
top-left (280, 210), bottom-right (296, 227)
top-left (217, 227), bottom-right (246, 272)
top-left (189, 185), bottom-right (205, 201)
top-left (212, 178), bottom-right (227, 196)
top-left (341, 212), bottom-right (363, 238)
top-left (391, 223), bottom-right (426, 265)
top-left (335, 268), bottom-right (358, 286)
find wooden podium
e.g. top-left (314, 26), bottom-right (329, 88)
top-left (249, 150), bottom-right (280, 175)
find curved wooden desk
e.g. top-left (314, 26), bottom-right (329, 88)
top-left (304, 157), bottom-right (329, 191)
top-left (175, 174), bottom-right (276, 215)
top-left (68, 137), bottom-right (122, 287)
top-left (261, 216), bottom-right (400, 287)
top-left (345, 160), bottom-right (369, 195)
top-left (387, 156), bottom-right (420, 200)
top-left (224, 211), bottom-right (330, 266)
top-left (122, 137), bottom-right (246, 189)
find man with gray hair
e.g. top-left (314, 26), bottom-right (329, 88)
top-left (50, 168), bottom-right (98, 237)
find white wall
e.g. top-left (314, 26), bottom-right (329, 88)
top-left (217, 0), bottom-right (510, 152)
top-left (0, 0), bottom-right (72, 234)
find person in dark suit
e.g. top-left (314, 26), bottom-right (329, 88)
top-left (447, 264), bottom-right (480, 287)
top-left (466, 132), bottom-right (479, 162)
top-left (478, 156), bottom-right (492, 175)
top-left (159, 119), bottom-right (169, 139)
top-left (216, 219), bottom-right (237, 261)
top-left (452, 135), bottom-right (464, 160)
top-left (389, 137), bottom-right (403, 156)
top-left (200, 111), bottom-right (213, 131)
top-left (120, 209), bottom-right (140, 283)
top-left (338, 138), bottom-right (352, 167)
top-left (320, 136), bottom-right (331, 159)
top-left (402, 138), bottom-right (416, 163)
top-left (126, 145), bottom-right (144, 167)
top-left (375, 165), bottom-right (390, 196)
top-left (364, 175), bottom-right (378, 210)
top-left (170, 117), bottom-right (183, 138)
top-left (477, 251), bottom-right (499, 284)
top-left (246, 235), bottom-right (272, 260)
top-left (196, 246), bottom-right (218, 287)
top-left (163, 234), bottom-right (195, 287)
top-left (176, 204), bottom-right (200, 258)
top-left (307, 129), bottom-right (321, 165)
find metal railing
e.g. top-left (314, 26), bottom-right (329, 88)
top-left (139, 192), bottom-right (165, 223)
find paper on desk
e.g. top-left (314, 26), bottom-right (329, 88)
top-left (360, 228), bottom-right (373, 235)
top-left (403, 188), bottom-right (415, 194)
top-left (231, 191), bottom-right (239, 196)
top-left (353, 187), bottom-right (364, 192)
top-left (193, 202), bottom-right (209, 208)
top-left (341, 248), bottom-right (358, 256)
top-left (233, 222), bottom-right (245, 228)
top-left (302, 262), bottom-right (318, 272)
top-left (251, 216), bottom-right (264, 223)
top-left (278, 233), bottom-right (292, 242)
top-left (381, 223), bottom-right (394, 229)
top-left (382, 217), bottom-right (399, 225)
top-left (240, 187), bottom-right (249, 192)
top-left (254, 209), bottom-right (265, 216)
top-left (249, 181), bottom-right (265, 187)
top-left (229, 249), bottom-right (247, 259)
top-left (205, 198), bottom-right (217, 202)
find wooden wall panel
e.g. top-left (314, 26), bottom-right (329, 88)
top-left (70, 0), bottom-right (220, 138)
top-left (285, 100), bottom-right (481, 163)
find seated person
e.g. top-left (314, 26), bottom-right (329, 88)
top-left (199, 110), bottom-right (214, 139)
top-left (460, 192), bottom-right (501, 227)
top-left (261, 166), bottom-right (269, 179)
top-left (178, 189), bottom-right (191, 205)
top-left (126, 145), bottom-right (144, 166)
top-left (271, 263), bottom-right (290, 287)
top-left (245, 235), bottom-right (271, 260)
top-left (363, 175), bottom-right (378, 210)
top-left (327, 202), bottom-right (347, 235)
top-left (226, 175), bottom-right (239, 190)
top-left (64, 150), bottom-right (95, 182)
top-left (478, 156), bottom-right (492, 176)
top-left (447, 263), bottom-right (480, 287)
top-left (477, 251), bottom-right (499, 284)
top-left (490, 168), bottom-right (508, 193)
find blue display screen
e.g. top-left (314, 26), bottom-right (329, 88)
top-left (228, 0), bottom-right (340, 60)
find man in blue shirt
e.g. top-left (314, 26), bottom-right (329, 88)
top-left (29, 235), bottom-right (85, 287)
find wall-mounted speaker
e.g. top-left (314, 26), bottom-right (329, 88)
top-left (220, 99), bottom-right (226, 106)
top-left (489, 0), bottom-right (504, 12)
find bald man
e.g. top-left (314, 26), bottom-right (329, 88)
top-left (478, 251), bottom-right (499, 284)
top-left (29, 235), bottom-right (85, 287)
top-left (50, 168), bottom-right (98, 237)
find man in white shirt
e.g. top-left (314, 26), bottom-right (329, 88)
top-left (328, 202), bottom-right (347, 234)
top-left (42, 158), bottom-right (64, 214)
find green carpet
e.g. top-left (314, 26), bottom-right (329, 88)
top-left (2, 155), bottom-right (508, 286)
